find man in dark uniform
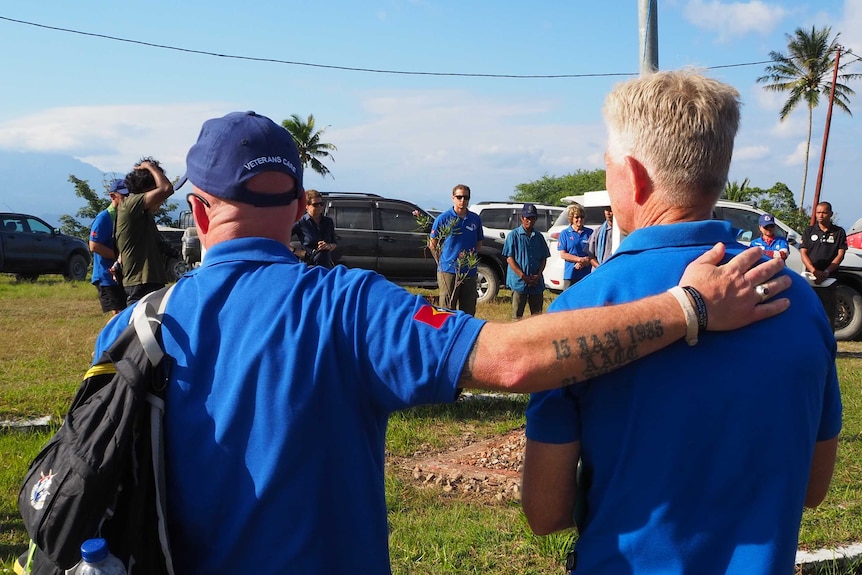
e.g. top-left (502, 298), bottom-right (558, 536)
top-left (801, 201), bottom-right (847, 329)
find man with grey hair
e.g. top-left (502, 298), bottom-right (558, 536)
top-left (91, 110), bottom-right (790, 574)
top-left (522, 70), bottom-right (841, 574)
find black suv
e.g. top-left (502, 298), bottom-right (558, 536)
top-left (0, 213), bottom-right (90, 281)
top-left (177, 193), bottom-right (438, 286)
top-left (316, 193), bottom-right (437, 285)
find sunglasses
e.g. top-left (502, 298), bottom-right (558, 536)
top-left (186, 192), bottom-right (211, 210)
top-left (454, 195), bottom-right (470, 200)
top-left (310, 202), bottom-right (325, 207)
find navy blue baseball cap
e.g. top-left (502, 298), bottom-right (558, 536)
top-left (522, 203), bottom-right (538, 218)
top-left (177, 111), bottom-right (303, 207)
top-left (108, 179), bottom-right (128, 195)
top-left (758, 213), bottom-right (776, 227)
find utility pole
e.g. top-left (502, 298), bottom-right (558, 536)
top-left (639, 0), bottom-right (658, 74)
top-left (809, 45), bottom-right (842, 226)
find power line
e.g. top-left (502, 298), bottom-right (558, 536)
top-left (0, 15), bottom-right (794, 79)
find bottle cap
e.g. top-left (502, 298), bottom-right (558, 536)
top-left (81, 538), bottom-right (109, 563)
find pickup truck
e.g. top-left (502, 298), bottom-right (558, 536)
top-left (0, 212), bottom-right (90, 281)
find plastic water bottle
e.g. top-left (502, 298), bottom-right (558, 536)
top-left (72, 539), bottom-right (126, 575)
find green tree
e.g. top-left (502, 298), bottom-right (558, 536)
top-left (721, 178), bottom-right (752, 202)
top-left (744, 181), bottom-right (811, 232)
top-left (512, 169), bottom-right (606, 205)
top-left (60, 174), bottom-right (179, 240)
top-left (756, 26), bottom-right (860, 212)
top-left (281, 113), bottom-right (337, 178)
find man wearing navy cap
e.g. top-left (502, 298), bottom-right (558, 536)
top-left (750, 213), bottom-right (789, 260)
top-left (91, 110), bottom-right (792, 574)
top-left (503, 203), bottom-right (551, 319)
top-left (88, 179), bottom-right (128, 315)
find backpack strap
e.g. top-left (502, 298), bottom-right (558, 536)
top-left (133, 285), bottom-right (178, 575)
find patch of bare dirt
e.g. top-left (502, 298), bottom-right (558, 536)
top-left (396, 427), bottom-right (527, 502)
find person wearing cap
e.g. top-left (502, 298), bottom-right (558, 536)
top-left (522, 71), bottom-right (840, 575)
top-left (558, 203), bottom-right (594, 289)
top-left (801, 201), bottom-right (847, 330)
top-left (429, 184), bottom-right (484, 314)
top-left (503, 203), bottom-right (551, 320)
top-left (115, 158), bottom-right (175, 303)
top-left (88, 179), bottom-right (127, 315)
top-left (91, 110), bottom-right (791, 574)
top-left (750, 213), bottom-right (789, 260)
top-left (291, 189), bottom-right (337, 268)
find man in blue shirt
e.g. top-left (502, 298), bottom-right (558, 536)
top-left (429, 184), bottom-right (483, 314)
top-left (88, 179), bottom-right (127, 315)
top-left (750, 213), bottom-right (789, 260)
top-left (92, 111), bottom-right (791, 574)
top-left (503, 203), bottom-right (551, 319)
top-left (522, 70), bottom-right (840, 575)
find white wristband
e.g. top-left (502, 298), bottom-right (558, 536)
top-left (667, 286), bottom-right (698, 346)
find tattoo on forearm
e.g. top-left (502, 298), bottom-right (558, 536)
top-left (556, 320), bottom-right (664, 382)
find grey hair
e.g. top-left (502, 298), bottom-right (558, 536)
top-left (603, 69), bottom-right (740, 207)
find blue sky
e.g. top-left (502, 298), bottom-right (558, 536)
top-left (0, 0), bottom-right (860, 225)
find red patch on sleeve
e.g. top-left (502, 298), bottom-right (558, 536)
top-left (413, 305), bottom-right (455, 329)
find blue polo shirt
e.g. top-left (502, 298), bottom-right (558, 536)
top-left (93, 237), bottom-right (486, 574)
top-left (527, 220), bottom-right (842, 575)
top-left (89, 208), bottom-right (118, 286)
top-left (503, 225), bottom-right (550, 294)
top-left (557, 225), bottom-right (593, 282)
top-left (430, 208), bottom-right (484, 276)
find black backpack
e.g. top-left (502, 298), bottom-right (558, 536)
top-left (18, 286), bottom-right (177, 575)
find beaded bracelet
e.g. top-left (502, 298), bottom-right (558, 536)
top-left (681, 286), bottom-right (708, 333)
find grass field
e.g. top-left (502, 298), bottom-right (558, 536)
top-left (1, 274), bottom-right (861, 573)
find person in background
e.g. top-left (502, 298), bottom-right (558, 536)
top-left (92, 110), bottom-right (790, 574)
top-left (116, 158), bottom-right (174, 303)
top-left (588, 206), bottom-right (614, 267)
top-left (429, 184), bottom-right (483, 314)
top-left (291, 189), bottom-right (337, 268)
top-left (522, 70), bottom-right (840, 575)
top-left (750, 213), bottom-right (789, 260)
top-left (801, 201), bottom-right (847, 330)
top-left (88, 179), bottom-right (127, 315)
top-left (503, 203), bottom-right (551, 320)
top-left (558, 203), bottom-right (593, 290)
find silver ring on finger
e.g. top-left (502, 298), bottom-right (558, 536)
top-left (755, 284), bottom-right (770, 303)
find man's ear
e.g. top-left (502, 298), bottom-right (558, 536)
top-left (624, 156), bottom-right (652, 204)
top-left (191, 195), bottom-right (210, 236)
top-left (294, 190), bottom-right (307, 224)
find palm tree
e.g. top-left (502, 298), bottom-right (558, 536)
top-left (281, 114), bottom-right (338, 178)
top-left (721, 178), bottom-right (751, 203)
top-left (756, 26), bottom-right (860, 212)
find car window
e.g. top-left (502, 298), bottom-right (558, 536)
top-left (715, 206), bottom-right (787, 242)
top-left (26, 218), bottom-right (52, 234)
top-left (480, 209), bottom-right (514, 229)
top-left (2, 217), bottom-right (25, 232)
top-left (554, 206), bottom-right (608, 228)
top-left (332, 206), bottom-right (373, 230)
top-left (536, 210), bottom-right (562, 233)
top-left (379, 206), bottom-right (418, 233)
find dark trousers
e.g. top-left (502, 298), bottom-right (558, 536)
top-left (813, 283), bottom-right (838, 330)
top-left (512, 290), bottom-right (544, 320)
top-left (437, 272), bottom-right (478, 315)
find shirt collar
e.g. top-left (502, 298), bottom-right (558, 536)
top-left (614, 220), bottom-right (738, 256)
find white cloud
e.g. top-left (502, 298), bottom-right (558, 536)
top-left (733, 145), bottom-right (769, 161)
top-left (683, 0), bottom-right (787, 40)
top-left (840, 0), bottom-right (862, 59)
top-left (0, 103), bottom-right (232, 178)
top-left (784, 140), bottom-right (812, 166)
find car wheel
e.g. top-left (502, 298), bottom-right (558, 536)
top-left (166, 257), bottom-right (189, 282)
top-left (64, 253), bottom-right (89, 281)
top-left (476, 262), bottom-right (499, 304)
top-left (15, 273), bottom-right (39, 282)
top-left (834, 284), bottom-right (862, 340)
